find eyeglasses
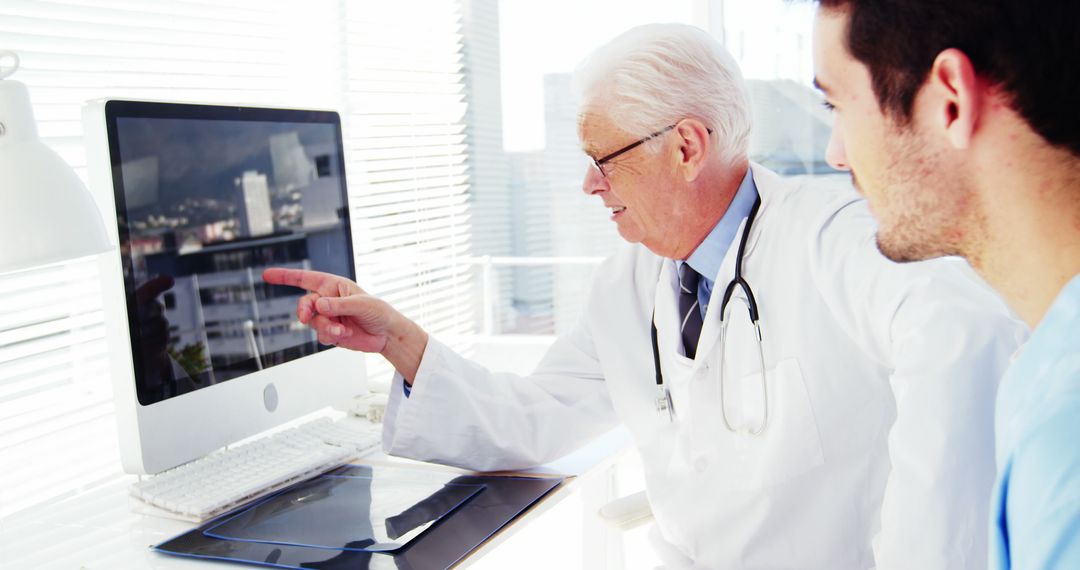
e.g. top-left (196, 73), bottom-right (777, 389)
top-left (589, 123), bottom-right (712, 178)
top-left (590, 124), bottom-right (676, 178)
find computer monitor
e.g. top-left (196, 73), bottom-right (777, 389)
top-left (83, 100), bottom-right (366, 475)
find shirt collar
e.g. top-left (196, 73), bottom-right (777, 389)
top-left (683, 168), bottom-right (759, 283)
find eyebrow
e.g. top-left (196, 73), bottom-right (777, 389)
top-left (813, 77), bottom-right (832, 94)
top-left (580, 142), bottom-right (600, 158)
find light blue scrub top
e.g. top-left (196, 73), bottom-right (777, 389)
top-left (991, 273), bottom-right (1080, 569)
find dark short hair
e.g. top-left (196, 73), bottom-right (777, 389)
top-left (817, 0), bottom-right (1080, 157)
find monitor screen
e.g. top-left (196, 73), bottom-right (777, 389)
top-left (104, 102), bottom-right (354, 407)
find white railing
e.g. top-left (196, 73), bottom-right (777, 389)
top-left (467, 255), bottom-right (605, 335)
top-left (358, 253), bottom-right (607, 336)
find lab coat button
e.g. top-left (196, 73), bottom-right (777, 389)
top-left (694, 458), bottom-right (708, 472)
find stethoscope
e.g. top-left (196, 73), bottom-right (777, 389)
top-left (650, 195), bottom-right (769, 435)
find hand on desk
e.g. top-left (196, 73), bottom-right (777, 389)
top-left (262, 268), bottom-right (428, 383)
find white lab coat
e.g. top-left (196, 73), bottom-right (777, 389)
top-left (382, 164), bottom-right (1026, 569)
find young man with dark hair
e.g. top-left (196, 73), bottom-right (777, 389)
top-left (811, 1), bottom-right (1080, 568)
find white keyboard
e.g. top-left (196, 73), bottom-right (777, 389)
top-left (129, 417), bottom-right (381, 522)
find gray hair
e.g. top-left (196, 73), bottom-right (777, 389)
top-left (575, 23), bottom-right (752, 166)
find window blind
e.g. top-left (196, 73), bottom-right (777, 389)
top-left (341, 0), bottom-right (476, 384)
top-left (0, 0), bottom-right (475, 518)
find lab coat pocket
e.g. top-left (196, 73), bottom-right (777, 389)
top-left (689, 358), bottom-right (825, 491)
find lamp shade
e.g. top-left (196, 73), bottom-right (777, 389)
top-left (0, 73), bottom-right (111, 274)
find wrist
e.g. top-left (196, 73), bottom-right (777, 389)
top-left (380, 313), bottom-right (428, 384)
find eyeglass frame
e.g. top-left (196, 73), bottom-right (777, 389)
top-left (590, 122), bottom-right (712, 178)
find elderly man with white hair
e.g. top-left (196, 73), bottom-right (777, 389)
top-left (264, 24), bottom-right (1025, 569)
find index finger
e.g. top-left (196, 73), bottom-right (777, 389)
top-left (263, 268), bottom-right (345, 296)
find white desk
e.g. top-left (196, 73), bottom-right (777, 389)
top-left (0, 336), bottom-right (641, 569)
top-left (0, 427), bottom-right (631, 570)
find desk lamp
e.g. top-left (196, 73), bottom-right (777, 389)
top-left (0, 50), bottom-right (110, 274)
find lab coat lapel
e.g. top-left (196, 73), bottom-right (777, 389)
top-left (653, 260), bottom-right (685, 361)
top-left (656, 260), bottom-right (717, 466)
top-left (653, 259), bottom-right (706, 435)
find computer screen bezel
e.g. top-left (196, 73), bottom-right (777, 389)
top-left (84, 99), bottom-right (367, 475)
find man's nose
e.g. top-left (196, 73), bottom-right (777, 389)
top-left (582, 162), bottom-right (609, 195)
top-left (825, 127), bottom-right (850, 171)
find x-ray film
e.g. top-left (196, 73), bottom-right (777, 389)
top-left (154, 465), bottom-right (564, 570)
top-left (204, 466), bottom-right (484, 552)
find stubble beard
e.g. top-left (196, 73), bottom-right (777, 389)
top-left (872, 130), bottom-right (980, 264)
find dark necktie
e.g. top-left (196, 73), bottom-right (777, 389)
top-left (679, 263), bottom-right (704, 359)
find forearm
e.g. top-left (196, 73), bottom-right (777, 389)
top-left (383, 330), bottom-right (618, 472)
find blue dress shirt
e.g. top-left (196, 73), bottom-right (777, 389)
top-left (679, 168), bottom-right (759, 319)
top-left (990, 273), bottom-right (1080, 569)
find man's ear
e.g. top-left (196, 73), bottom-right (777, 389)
top-left (674, 119), bottom-right (712, 182)
top-left (925, 48), bottom-right (980, 150)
